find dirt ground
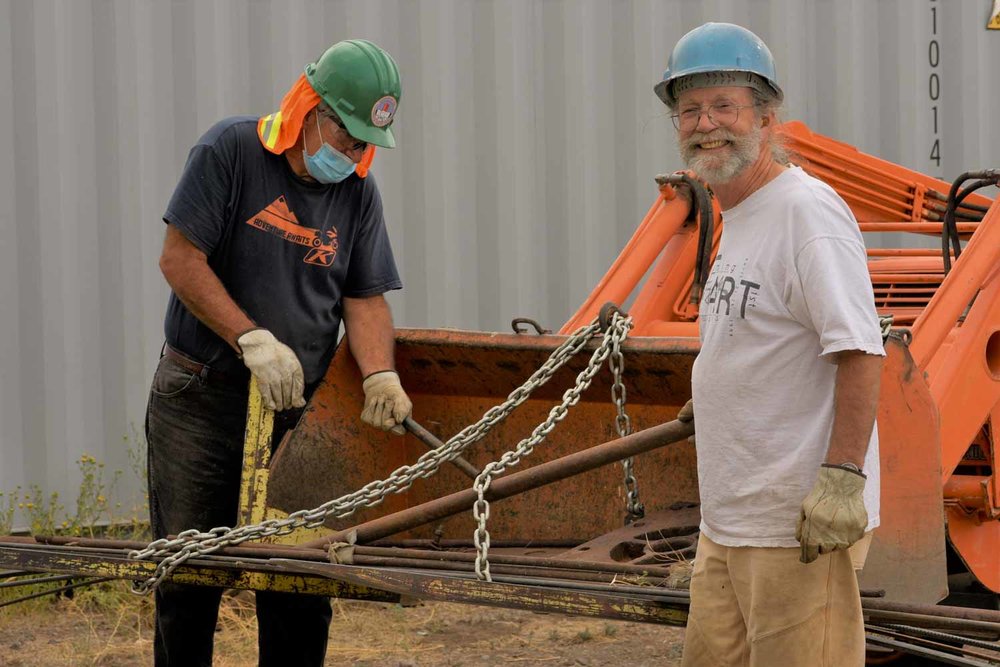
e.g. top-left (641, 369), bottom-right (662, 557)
top-left (0, 586), bottom-right (685, 667)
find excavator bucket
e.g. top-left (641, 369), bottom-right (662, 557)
top-left (256, 121), bottom-right (1000, 606)
top-left (266, 328), bottom-right (699, 541)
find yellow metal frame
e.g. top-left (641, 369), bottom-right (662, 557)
top-left (238, 378), bottom-right (331, 545)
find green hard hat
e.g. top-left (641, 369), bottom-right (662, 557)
top-left (305, 39), bottom-right (401, 148)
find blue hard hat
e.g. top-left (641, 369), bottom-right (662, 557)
top-left (654, 23), bottom-right (783, 107)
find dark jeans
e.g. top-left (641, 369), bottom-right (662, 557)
top-left (146, 355), bottom-right (331, 667)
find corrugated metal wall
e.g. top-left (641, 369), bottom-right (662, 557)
top-left (1, 0), bottom-right (998, 525)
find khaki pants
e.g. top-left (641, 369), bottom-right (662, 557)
top-left (680, 533), bottom-right (869, 667)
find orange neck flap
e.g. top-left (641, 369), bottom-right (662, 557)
top-left (257, 74), bottom-right (320, 155)
top-left (257, 74), bottom-right (376, 178)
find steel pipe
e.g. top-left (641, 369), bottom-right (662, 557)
top-left (304, 417), bottom-right (695, 547)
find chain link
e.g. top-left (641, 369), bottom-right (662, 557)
top-left (610, 324), bottom-right (643, 523)
top-left (473, 312), bottom-right (633, 581)
top-left (128, 319), bottom-right (607, 594)
top-left (879, 314), bottom-right (893, 342)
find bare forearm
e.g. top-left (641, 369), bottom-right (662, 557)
top-left (825, 351), bottom-right (883, 468)
top-left (343, 295), bottom-right (396, 377)
top-left (160, 225), bottom-right (254, 352)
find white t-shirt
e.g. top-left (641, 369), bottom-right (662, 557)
top-left (692, 166), bottom-right (884, 548)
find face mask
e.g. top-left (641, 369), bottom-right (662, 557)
top-left (302, 113), bottom-right (356, 184)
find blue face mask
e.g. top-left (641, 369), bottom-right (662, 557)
top-left (302, 113), bottom-right (356, 184)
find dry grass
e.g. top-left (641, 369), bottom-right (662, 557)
top-left (0, 581), bottom-right (686, 666)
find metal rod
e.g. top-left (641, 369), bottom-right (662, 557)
top-left (344, 554), bottom-right (669, 586)
top-left (863, 608), bottom-right (1000, 636)
top-left (304, 418), bottom-right (695, 547)
top-left (864, 632), bottom-right (994, 667)
top-left (878, 623), bottom-right (1000, 653)
top-left (0, 577), bottom-right (115, 610)
top-left (351, 545), bottom-right (680, 578)
top-left (372, 564), bottom-right (693, 604)
top-left (370, 538), bottom-right (584, 549)
top-left (863, 598), bottom-right (1000, 625)
top-left (404, 417), bottom-right (481, 479)
top-left (0, 573), bottom-right (78, 589)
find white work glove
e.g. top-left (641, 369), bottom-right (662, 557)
top-left (361, 370), bottom-right (412, 436)
top-left (796, 464), bottom-right (868, 564)
top-left (236, 328), bottom-right (306, 412)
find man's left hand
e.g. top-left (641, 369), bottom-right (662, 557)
top-left (361, 370), bottom-right (412, 435)
top-left (796, 464), bottom-right (868, 564)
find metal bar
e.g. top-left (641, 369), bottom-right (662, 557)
top-left (351, 545), bottom-right (678, 577)
top-left (38, 533), bottom-right (586, 554)
top-left (863, 608), bottom-right (1000, 636)
top-left (404, 417), bottom-right (481, 479)
top-left (305, 418), bottom-right (695, 547)
top-left (370, 538), bottom-right (584, 549)
top-left (863, 598), bottom-right (1000, 624)
top-left (879, 624), bottom-right (1000, 653)
top-left (0, 569), bottom-right (33, 580)
top-left (0, 573), bottom-right (78, 589)
top-left (0, 542), bottom-right (398, 601)
top-left (0, 577), bottom-right (116, 610)
top-left (271, 559), bottom-right (691, 627)
top-left (864, 632), bottom-right (997, 667)
top-left (344, 554), bottom-right (669, 586)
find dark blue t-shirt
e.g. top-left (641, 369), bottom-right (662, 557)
top-left (162, 116), bottom-right (402, 384)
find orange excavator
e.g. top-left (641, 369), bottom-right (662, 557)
top-left (261, 119), bottom-right (999, 603)
top-left (2, 120), bottom-right (998, 663)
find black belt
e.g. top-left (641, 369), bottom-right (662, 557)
top-left (163, 344), bottom-right (243, 386)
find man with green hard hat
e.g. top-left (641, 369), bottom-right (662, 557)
top-left (656, 23), bottom-right (884, 666)
top-left (146, 39), bottom-right (410, 666)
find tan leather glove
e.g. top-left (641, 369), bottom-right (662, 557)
top-left (361, 370), bottom-right (412, 436)
top-left (796, 464), bottom-right (868, 564)
top-left (236, 328), bottom-right (306, 412)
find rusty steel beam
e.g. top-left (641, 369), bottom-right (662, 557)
top-left (271, 559), bottom-right (691, 627)
top-left (305, 417), bottom-right (695, 547)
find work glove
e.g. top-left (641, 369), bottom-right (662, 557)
top-left (796, 464), bottom-right (868, 564)
top-left (236, 328), bottom-right (306, 412)
top-left (677, 399), bottom-right (695, 445)
top-left (361, 370), bottom-right (412, 436)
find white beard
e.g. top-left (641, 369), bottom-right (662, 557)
top-left (680, 123), bottom-right (763, 185)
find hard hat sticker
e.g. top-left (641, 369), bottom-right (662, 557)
top-left (371, 96), bottom-right (397, 127)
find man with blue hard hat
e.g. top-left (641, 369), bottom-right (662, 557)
top-left (657, 23), bottom-right (884, 666)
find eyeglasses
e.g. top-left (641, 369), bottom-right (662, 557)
top-left (320, 109), bottom-right (368, 153)
top-left (670, 103), bottom-right (755, 132)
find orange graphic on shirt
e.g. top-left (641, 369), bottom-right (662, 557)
top-left (244, 196), bottom-right (338, 266)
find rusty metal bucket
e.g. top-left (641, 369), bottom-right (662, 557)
top-left (261, 328), bottom-right (948, 604)
top-left (266, 328), bottom-right (699, 542)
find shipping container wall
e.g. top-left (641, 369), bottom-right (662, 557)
top-left (0, 0), bottom-right (997, 526)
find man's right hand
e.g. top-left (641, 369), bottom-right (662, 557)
top-left (237, 328), bottom-right (306, 412)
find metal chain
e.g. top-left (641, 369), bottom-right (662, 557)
top-left (879, 314), bottom-right (894, 342)
top-left (128, 319), bottom-right (606, 594)
top-left (610, 325), bottom-right (643, 524)
top-left (473, 312), bottom-right (633, 581)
